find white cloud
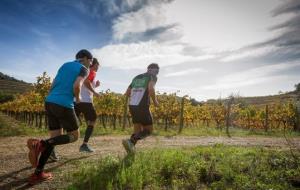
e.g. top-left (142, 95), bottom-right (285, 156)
top-left (220, 45), bottom-right (280, 62)
top-left (164, 0), bottom-right (290, 51)
top-left (164, 68), bottom-right (207, 77)
top-left (92, 0), bottom-right (299, 100)
top-left (92, 41), bottom-right (215, 69)
top-left (106, 0), bottom-right (289, 70)
top-left (202, 61), bottom-right (300, 90)
top-left (156, 85), bottom-right (208, 100)
top-left (105, 1), bottom-right (120, 15)
top-left (112, 2), bottom-right (173, 41)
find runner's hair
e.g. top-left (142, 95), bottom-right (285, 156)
top-left (75, 49), bottom-right (93, 60)
top-left (90, 58), bottom-right (99, 68)
top-left (147, 63), bottom-right (159, 69)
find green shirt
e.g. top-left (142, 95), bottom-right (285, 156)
top-left (129, 73), bottom-right (157, 107)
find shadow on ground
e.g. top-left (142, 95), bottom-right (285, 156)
top-left (0, 155), bottom-right (93, 190)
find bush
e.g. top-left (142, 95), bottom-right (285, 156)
top-left (68, 145), bottom-right (300, 190)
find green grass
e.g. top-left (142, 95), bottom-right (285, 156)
top-left (154, 126), bottom-right (300, 137)
top-left (67, 145), bottom-right (300, 190)
top-left (82, 123), bottom-right (300, 138)
top-left (0, 112), bottom-right (47, 137)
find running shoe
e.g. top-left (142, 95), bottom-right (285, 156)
top-left (79, 144), bottom-right (94, 153)
top-left (28, 171), bottom-right (53, 185)
top-left (122, 139), bottom-right (135, 154)
top-left (27, 139), bottom-right (44, 167)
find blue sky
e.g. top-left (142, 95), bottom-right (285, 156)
top-left (0, 0), bottom-right (299, 100)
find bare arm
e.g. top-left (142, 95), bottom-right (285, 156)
top-left (125, 87), bottom-right (131, 97)
top-left (148, 81), bottom-right (158, 106)
top-left (84, 79), bottom-right (99, 97)
top-left (95, 80), bottom-right (100, 88)
top-left (73, 76), bottom-right (85, 103)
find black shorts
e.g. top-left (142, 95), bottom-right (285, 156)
top-left (45, 102), bottom-right (79, 132)
top-left (129, 106), bottom-right (153, 126)
top-left (74, 102), bottom-right (97, 122)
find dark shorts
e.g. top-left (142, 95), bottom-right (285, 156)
top-left (129, 106), bottom-right (153, 126)
top-left (74, 102), bottom-right (97, 122)
top-left (45, 102), bottom-right (79, 132)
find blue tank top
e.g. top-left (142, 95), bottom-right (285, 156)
top-left (46, 60), bottom-right (88, 108)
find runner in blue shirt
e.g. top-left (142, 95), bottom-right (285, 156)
top-left (26, 49), bottom-right (92, 185)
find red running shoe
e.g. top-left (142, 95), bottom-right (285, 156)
top-left (28, 171), bottom-right (53, 185)
top-left (27, 139), bottom-right (44, 167)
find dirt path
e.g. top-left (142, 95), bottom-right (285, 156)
top-left (0, 135), bottom-right (299, 190)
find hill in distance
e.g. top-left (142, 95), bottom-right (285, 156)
top-left (0, 72), bottom-right (33, 94)
top-left (205, 84), bottom-right (300, 106)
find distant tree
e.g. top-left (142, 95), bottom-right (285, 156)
top-left (34, 72), bottom-right (52, 100)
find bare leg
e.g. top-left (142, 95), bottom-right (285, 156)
top-left (49, 128), bottom-right (63, 138)
top-left (133, 123), bottom-right (143, 134)
top-left (141, 125), bottom-right (153, 134)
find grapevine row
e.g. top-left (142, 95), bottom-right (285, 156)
top-left (0, 73), bottom-right (299, 132)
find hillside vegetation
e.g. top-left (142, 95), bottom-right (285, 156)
top-left (0, 72), bottom-right (32, 94)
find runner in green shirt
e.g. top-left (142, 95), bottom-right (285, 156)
top-left (122, 63), bottom-right (159, 154)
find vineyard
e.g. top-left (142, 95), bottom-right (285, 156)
top-left (0, 72), bottom-right (299, 133)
